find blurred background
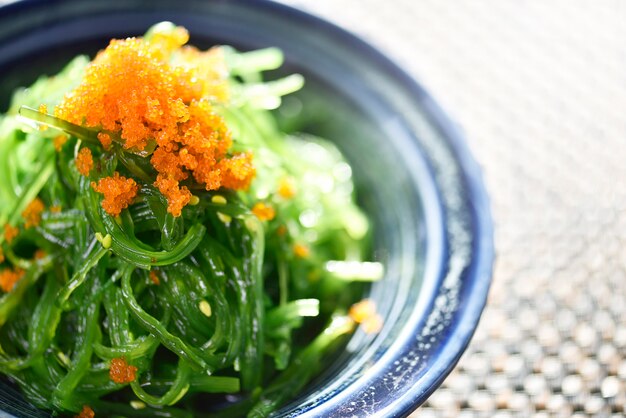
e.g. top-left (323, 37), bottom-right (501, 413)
top-left (278, 1), bottom-right (626, 417)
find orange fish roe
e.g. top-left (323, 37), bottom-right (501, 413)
top-left (149, 24), bottom-right (190, 60)
top-left (349, 299), bottom-right (383, 334)
top-left (252, 202), bottom-right (275, 221)
top-left (149, 24), bottom-right (229, 102)
top-left (22, 198), bottom-right (45, 228)
top-left (0, 268), bottom-right (24, 293)
top-left (148, 24), bottom-right (228, 101)
top-left (293, 243), bottom-right (310, 259)
top-left (55, 37), bottom-right (190, 150)
top-left (76, 147), bottom-right (94, 176)
top-left (34, 249), bottom-right (46, 260)
top-left (349, 299), bottom-right (377, 323)
top-left (50, 205), bottom-right (62, 213)
top-left (75, 405), bottom-right (95, 418)
top-left (177, 46), bottom-right (230, 103)
top-left (55, 33), bottom-right (254, 216)
top-left (3, 224), bottom-right (18, 244)
top-left (153, 176), bottom-right (191, 217)
top-left (53, 135), bottom-right (68, 151)
top-left (277, 177), bottom-right (296, 199)
top-left (149, 270), bottom-right (160, 285)
top-left (91, 172), bottom-right (139, 217)
top-left (109, 357), bottom-right (138, 384)
top-left (97, 132), bottom-right (112, 150)
top-left (216, 152), bottom-right (255, 190)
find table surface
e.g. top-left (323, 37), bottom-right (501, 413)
top-left (278, 1), bottom-right (626, 417)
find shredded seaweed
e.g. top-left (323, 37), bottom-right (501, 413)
top-left (0, 22), bottom-right (382, 417)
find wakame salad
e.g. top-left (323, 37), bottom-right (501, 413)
top-left (0, 23), bottom-right (383, 418)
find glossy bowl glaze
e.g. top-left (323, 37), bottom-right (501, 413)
top-left (0, 1), bottom-right (493, 417)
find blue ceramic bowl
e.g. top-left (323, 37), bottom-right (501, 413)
top-left (0, 1), bottom-right (493, 417)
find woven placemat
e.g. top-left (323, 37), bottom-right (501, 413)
top-left (279, 1), bottom-right (626, 416)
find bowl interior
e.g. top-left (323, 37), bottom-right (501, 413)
top-left (0, 2), bottom-right (492, 417)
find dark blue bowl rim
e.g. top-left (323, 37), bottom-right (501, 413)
top-left (0, 0), bottom-right (494, 417)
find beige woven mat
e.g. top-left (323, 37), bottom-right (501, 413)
top-left (278, 1), bottom-right (626, 416)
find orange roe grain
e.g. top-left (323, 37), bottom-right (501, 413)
top-left (153, 175), bottom-right (191, 217)
top-left (50, 205), bottom-right (62, 213)
top-left (109, 357), bottom-right (138, 384)
top-left (252, 202), bottom-right (275, 221)
top-left (148, 25), bottom-right (190, 60)
top-left (148, 23), bottom-right (228, 101)
top-left (0, 268), bottom-right (24, 292)
top-left (75, 405), bottom-right (95, 418)
top-left (149, 270), bottom-right (160, 285)
top-left (22, 198), bottom-right (45, 228)
top-left (55, 33), bottom-right (254, 217)
top-left (3, 224), bottom-right (18, 244)
top-left (217, 152), bottom-right (255, 190)
top-left (349, 299), bottom-right (383, 334)
top-left (53, 135), bottom-right (68, 151)
top-left (349, 299), bottom-right (377, 323)
top-left (176, 46), bottom-right (230, 103)
top-left (91, 172), bottom-right (139, 217)
top-left (76, 147), bottom-right (94, 176)
top-left (34, 249), bottom-right (46, 260)
top-left (293, 243), bottom-right (310, 259)
top-left (55, 37), bottom-right (190, 151)
top-left (97, 132), bottom-right (112, 150)
top-left (277, 177), bottom-right (296, 199)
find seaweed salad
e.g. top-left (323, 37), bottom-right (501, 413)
top-left (0, 23), bottom-right (383, 417)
